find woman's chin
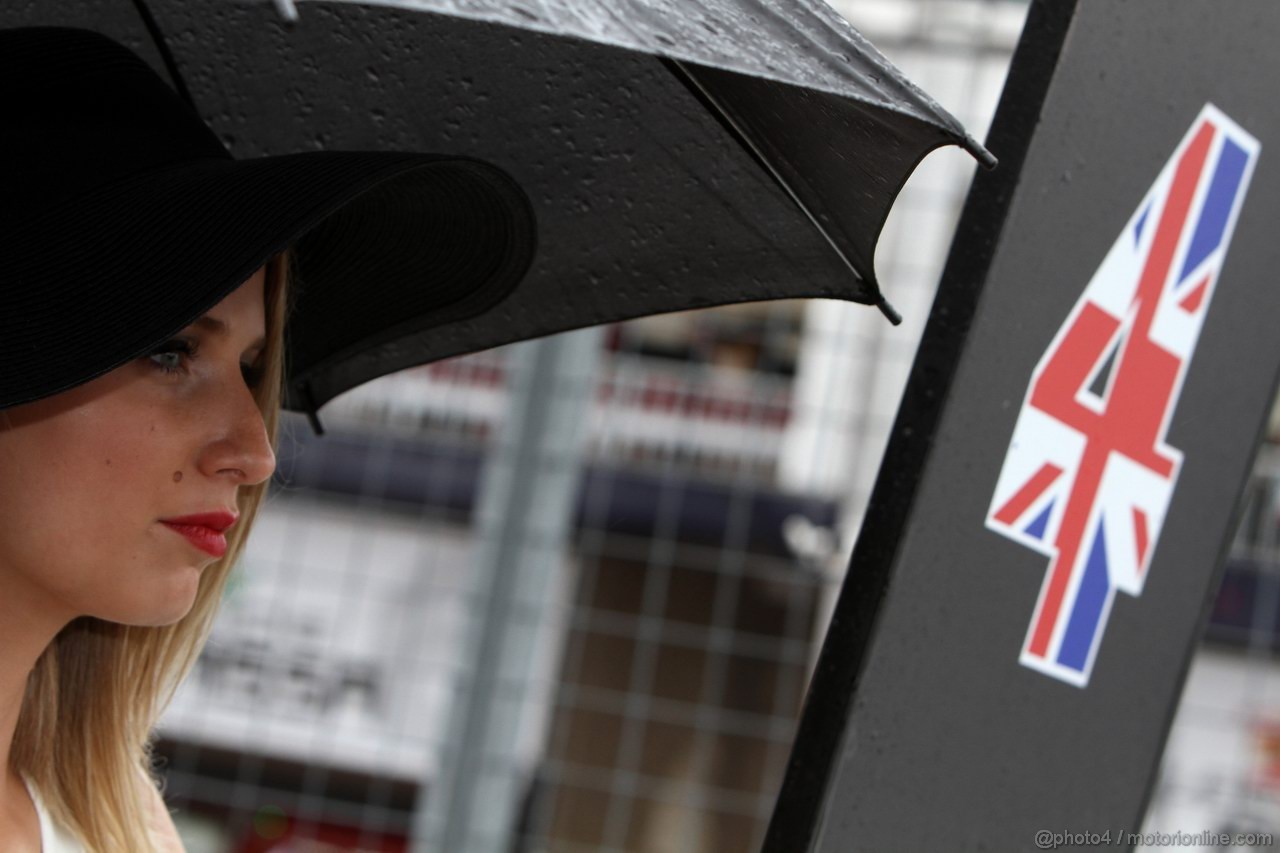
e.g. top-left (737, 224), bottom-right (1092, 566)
top-left (94, 565), bottom-right (203, 627)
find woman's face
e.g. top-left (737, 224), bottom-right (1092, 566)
top-left (0, 267), bottom-right (276, 629)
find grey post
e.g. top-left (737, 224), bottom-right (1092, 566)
top-left (412, 327), bottom-right (603, 852)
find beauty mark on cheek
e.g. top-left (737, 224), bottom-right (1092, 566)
top-left (173, 471), bottom-right (183, 483)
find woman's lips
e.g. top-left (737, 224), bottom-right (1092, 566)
top-left (161, 521), bottom-right (228, 558)
top-left (158, 510), bottom-right (237, 558)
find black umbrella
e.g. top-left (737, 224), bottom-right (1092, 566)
top-left (3, 0), bottom-right (991, 424)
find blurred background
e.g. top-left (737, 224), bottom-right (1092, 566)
top-left (152, 1), bottom-right (1280, 851)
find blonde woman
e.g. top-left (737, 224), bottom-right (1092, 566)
top-left (0, 26), bottom-right (534, 852)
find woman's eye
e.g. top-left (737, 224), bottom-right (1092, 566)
top-left (146, 339), bottom-right (197, 376)
top-left (146, 338), bottom-right (263, 388)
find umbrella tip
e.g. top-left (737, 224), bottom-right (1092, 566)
top-left (306, 407), bottom-right (326, 437)
top-left (297, 380), bottom-right (326, 437)
top-left (965, 134), bottom-right (998, 170)
top-left (875, 295), bottom-right (903, 326)
top-left (272, 0), bottom-right (300, 25)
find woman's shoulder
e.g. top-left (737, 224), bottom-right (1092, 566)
top-left (135, 769), bottom-right (186, 853)
top-left (21, 774), bottom-right (87, 853)
top-left (22, 770), bottom-right (186, 852)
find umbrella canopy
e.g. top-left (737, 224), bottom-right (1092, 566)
top-left (1, 0), bottom-right (991, 418)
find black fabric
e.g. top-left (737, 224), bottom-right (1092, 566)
top-left (0, 26), bottom-right (536, 410)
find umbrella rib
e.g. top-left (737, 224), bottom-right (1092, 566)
top-left (661, 57), bottom-right (901, 325)
top-left (129, 0), bottom-right (196, 110)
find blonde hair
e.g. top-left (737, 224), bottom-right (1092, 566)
top-left (10, 249), bottom-right (294, 851)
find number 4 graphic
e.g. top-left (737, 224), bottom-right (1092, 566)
top-left (986, 104), bottom-right (1259, 687)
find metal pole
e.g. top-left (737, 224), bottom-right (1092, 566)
top-left (411, 327), bottom-right (603, 853)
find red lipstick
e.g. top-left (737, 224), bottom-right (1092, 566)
top-left (159, 510), bottom-right (238, 558)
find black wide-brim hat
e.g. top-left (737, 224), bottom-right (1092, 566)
top-left (0, 26), bottom-right (535, 420)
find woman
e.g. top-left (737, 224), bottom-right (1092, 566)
top-left (0, 258), bottom-right (285, 853)
top-left (0, 25), bottom-right (534, 852)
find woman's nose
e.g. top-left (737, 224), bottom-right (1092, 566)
top-left (197, 374), bottom-right (277, 486)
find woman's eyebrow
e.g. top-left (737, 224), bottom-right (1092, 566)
top-left (191, 315), bottom-right (266, 351)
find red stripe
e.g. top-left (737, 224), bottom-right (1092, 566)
top-left (994, 463), bottom-right (1064, 526)
top-left (1133, 508), bottom-right (1150, 573)
top-left (1179, 274), bottom-right (1211, 313)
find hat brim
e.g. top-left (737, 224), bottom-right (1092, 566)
top-left (0, 150), bottom-right (535, 410)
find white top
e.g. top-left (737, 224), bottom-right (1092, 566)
top-left (20, 774), bottom-right (87, 853)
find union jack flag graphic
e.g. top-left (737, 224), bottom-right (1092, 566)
top-left (986, 104), bottom-right (1259, 687)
